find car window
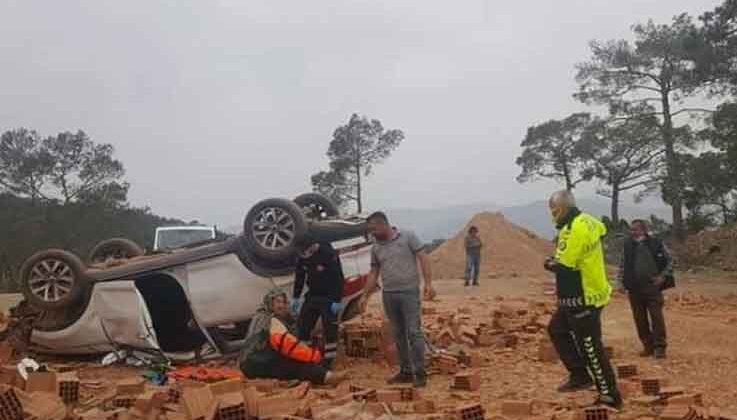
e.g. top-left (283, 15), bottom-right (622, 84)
top-left (157, 229), bottom-right (214, 250)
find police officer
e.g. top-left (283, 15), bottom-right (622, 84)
top-left (291, 234), bottom-right (345, 368)
top-left (544, 190), bottom-right (623, 409)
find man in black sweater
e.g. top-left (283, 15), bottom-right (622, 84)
top-left (618, 219), bottom-right (674, 359)
top-left (291, 235), bottom-right (345, 368)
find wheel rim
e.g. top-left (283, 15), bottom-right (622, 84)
top-left (251, 207), bottom-right (297, 250)
top-left (28, 258), bottom-right (76, 303)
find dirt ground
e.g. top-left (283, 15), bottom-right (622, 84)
top-left (351, 269), bottom-right (737, 414)
top-left (1, 268), bottom-right (736, 417)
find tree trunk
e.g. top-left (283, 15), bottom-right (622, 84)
top-left (611, 185), bottom-right (620, 228)
top-left (355, 164), bottom-right (362, 213)
top-left (661, 92), bottom-right (685, 241)
top-left (562, 162), bottom-right (574, 191)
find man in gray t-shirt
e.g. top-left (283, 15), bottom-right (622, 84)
top-left (360, 211), bottom-right (434, 388)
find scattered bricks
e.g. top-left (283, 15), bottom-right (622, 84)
top-left (432, 354), bottom-right (460, 375)
top-left (583, 407), bottom-right (610, 420)
top-left (641, 378), bottom-right (662, 396)
top-left (618, 380), bottom-right (639, 399)
top-left (216, 392), bottom-right (247, 420)
top-left (616, 364), bottom-right (638, 379)
top-left (451, 373), bottom-right (481, 392)
top-left (181, 386), bottom-right (217, 420)
top-left (667, 393), bottom-right (703, 406)
top-left (455, 404), bottom-right (485, 420)
top-left (390, 402), bottom-right (416, 415)
top-left (112, 396), bottom-right (136, 409)
top-left (376, 389), bottom-right (402, 403)
top-left (458, 352), bottom-right (483, 368)
top-left (659, 406), bottom-right (695, 420)
top-left (209, 379), bottom-right (244, 396)
top-left (256, 395), bottom-right (297, 419)
top-left (25, 371), bottom-right (58, 394)
top-left (133, 391), bottom-right (157, 414)
top-left (0, 385), bottom-right (23, 420)
top-left (57, 373), bottom-right (80, 404)
top-left (389, 385), bottom-right (417, 401)
top-left (168, 387), bottom-right (182, 404)
top-left (501, 400), bottom-right (533, 417)
top-left (413, 399), bottom-right (437, 414)
top-left (631, 396), bottom-right (661, 407)
top-left (18, 391), bottom-right (67, 420)
top-left (116, 378), bottom-right (146, 396)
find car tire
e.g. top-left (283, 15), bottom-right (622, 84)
top-left (243, 198), bottom-right (307, 263)
top-left (19, 249), bottom-right (91, 311)
top-left (88, 238), bottom-right (145, 264)
top-left (293, 193), bottom-right (340, 221)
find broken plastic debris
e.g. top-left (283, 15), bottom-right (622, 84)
top-left (17, 358), bottom-right (40, 380)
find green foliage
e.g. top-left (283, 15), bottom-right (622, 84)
top-left (311, 114), bottom-right (404, 212)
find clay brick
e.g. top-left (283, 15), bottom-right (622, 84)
top-left (641, 378), bottom-right (662, 396)
top-left (422, 307), bottom-right (437, 316)
top-left (458, 352), bottom-right (483, 368)
top-left (25, 371), bottom-right (58, 394)
top-left (0, 344), bottom-right (13, 365)
top-left (57, 373), bottom-right (80, 404)
top-left (256, 394), bottom-right (296, 419)
top-left (617, 380), bottom-right (639, 399)
top-left (583, 407), bottom-right (610, 420)
top-left (0, 366), bottom-right (23, 389)
top-left (181, 386), bottom-right (217, 420)
top-left (216, 392), bottom-right (247, 420)
top-left (18, 391), bottom-right (66, 420)
top-left (659, 406), bottom-right (694, 420)
top-left (502, 400), bottom-right (533, 417)
top-left (667, 393), bottom-right (703, 407)
top-left (659, 387), bottom-right (686, 399)
top-left (112, 396), bottom-right (137, 409)
top-left (413, 399), bottom-right (436, 414)
top-left (209, 379), bottom-right (244, 396)
top-left (390, 402), bottom-right (416, 415)
top-left (451, 373), bottom-right (481, 392)
top-left (455, 403), bottom-right (485, 420)
top-left (134, 391), bottom-right (157, 414)
top-left (389, 385), bottom-right (417, 401)
top-left (0, 385), bottom-right (23, 420)
top-left (376, 389), bottom-right (402, 403)
top-left (616, 364), bottom-right (638, 379)
top-left (631, 396), bottom-right (660, 407)
top-left (116, 378), bottom-right (146, 396)
top-left (537, 342), bottom-right (558, 363)
top-left (432, 354), bottom-right (460, 375)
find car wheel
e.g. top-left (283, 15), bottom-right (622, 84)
top-left (88, 238), bottom-right (145, 264)
top-left (20, 249), bottom-right (90, 311)
top-left (293, 193), bottom-right (339, 221)
top-left (243, 198), bottom-right (307, 262)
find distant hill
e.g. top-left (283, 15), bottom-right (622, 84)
top-left (387, 197), bottom-right (671, 242)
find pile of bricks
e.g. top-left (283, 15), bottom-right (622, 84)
top-left (341, 323), bottom-right (383, 359)
top-left (451, 372), bottom-right (481, 392)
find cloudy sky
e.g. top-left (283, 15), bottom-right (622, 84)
top-left (0, 0), bottom-right (720, 226)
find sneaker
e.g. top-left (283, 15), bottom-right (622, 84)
top-left (593, 394), bottom-right (623, 409)
top-left (639, 347), bottom-right (654, 357)
top-left (654, 348), bottom-right (667, 359)
top-left (387, 372), bottom-right (414, 385)
top-left (413, 374), bottom-right (427, 388)
top-left (557, 375), bottom-right (594, 392)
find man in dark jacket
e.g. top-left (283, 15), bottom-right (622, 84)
top-left (618, 219), bottom-right (674, 359)
top-left (291, 235), bottom-right (345, 368)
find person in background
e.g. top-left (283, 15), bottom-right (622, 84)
top-left (359, 211), bottom-right (435, 388)
top-left (291, 235), bottom-right (345, 368)
top-left (544, 190), bottom-right (623, 409)
top-left (239, 290), bottom-right (346, 385)
top-left (464, 226), bottom-right (483, 286)
top-left (618, 219), bottom-right (673, 359)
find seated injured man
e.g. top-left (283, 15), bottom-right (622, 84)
top-left (239, 289), bottom-right (346, 385)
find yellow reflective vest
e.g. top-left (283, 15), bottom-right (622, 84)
top-left (554, 211), bottom-right (611, 308)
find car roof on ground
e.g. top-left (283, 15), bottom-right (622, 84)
top-left (156, 226), bottom-right (214, 231)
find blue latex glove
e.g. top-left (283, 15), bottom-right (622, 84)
top-left (289, 298), bottom-right (301, 315)
top-left (330, 302), bottom-right (344, 315)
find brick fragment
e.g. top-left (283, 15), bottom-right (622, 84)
top-left (458, 352), bottom-right (483, 368)
top-left (641, 378), bottom-right (662, 396)
top-left (413, 399), bottom-right (436, 414)
top-left (451, 373), bottom-right (481, 392)
top-left (455, 403), bottom-right (485, 420)
top-left (57, 373), bottom-right (80, 404)
top-left (389, 385), bottom-right (417, 401)
top-left (390, 402), bottom-right (416, 415)
top-left (537, 342), bottom-right (558, 363)
top-left (216, 392), bottom-right (247, 420)
top-left (631, 396), bottom-right (660, 406)
top-left (658, 387), bottom-right (686, 399)
top-left (25, 372), bottom-right (58, 394)
top-left (376, 389), bottom-right (402, 403)
top-left (659, 405), bottom-right (694, 420)
top-left (583, 406), bottom-right (610, 420)
top-left (0, 385), bottom-right (23, 420)
top-left (502, 400), bottom-right (533, 417)
top-left (18, 391), bottom-right (66, 420)
top-left (616, 364), bottom-right (638, 379)
top-left (116, 378), bottom-right (146, 396)
top-left (256, 394), bottom-right (298, 419)
top-left (209, 378), bottom-right (244, 396)
top-left (181, 386), bottom-right (217, 420)
top-left (667, 393), bottom-right (703, 407)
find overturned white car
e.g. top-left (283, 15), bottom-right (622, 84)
top-left (18, 194), bottom-right (371, 360)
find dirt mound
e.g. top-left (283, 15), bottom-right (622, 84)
top-left (430, 212), bottom-right (553, 279)
top-left (677, 225), bottom-right (737, 271)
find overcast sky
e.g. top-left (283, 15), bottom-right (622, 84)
top-left (0, 0), bottom-right (721, 227)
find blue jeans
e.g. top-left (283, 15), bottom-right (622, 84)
top-left (382, 289), bottom-right (425, 377)
top-left (465, 254), bottom-right (481, 284)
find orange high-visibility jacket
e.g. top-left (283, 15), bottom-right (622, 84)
top-left (268, 318), bottom-right (322, 364)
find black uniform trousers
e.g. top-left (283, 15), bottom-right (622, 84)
top-left (628, 288), bottom-right (667, 351)
top-left (297, 297), bottom-right (339, 367)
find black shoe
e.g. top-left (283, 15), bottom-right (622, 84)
top-left (557, 376), bottom-right (594, 392)
top-left (639, 347), bottom-right (654, 357)
top-left (387, 372), bottom-right (414, 385)
top-left (654, 348), bottom-right (666, 359)
top-left (472, 282), bottom-right (479, 286)
top-left (413, 374), bottom-right (427, 388)
top-left (593, 394), bottom-right (623, 409)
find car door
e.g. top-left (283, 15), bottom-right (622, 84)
top-left (93, 281), bottom-right (160, 351)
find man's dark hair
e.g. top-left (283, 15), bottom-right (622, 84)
top-left (468, 226), bottom-right (478, 234)
top-left (631, 219), bottom-right (649, 232)
top-left (367, 211), bottom-right (389, 224)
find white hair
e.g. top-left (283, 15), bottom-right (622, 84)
top-left (549, 189), bottom-right (576, 208)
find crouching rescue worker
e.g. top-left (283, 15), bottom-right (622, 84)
top-left (239, 290), bottom-right (346, 385)
top-left (291, 235), bottom-right (345, 368)
top-left (544, 190), bottom-right (623, 409)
